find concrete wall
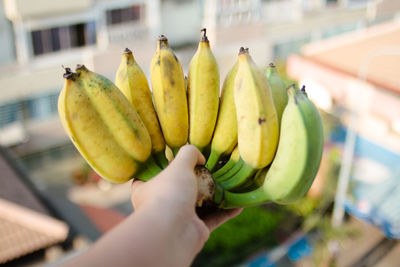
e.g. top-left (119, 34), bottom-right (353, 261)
top-left (160, 0), bottom-right (203, 46)
top-left (3, 0), bottom-right (92, 20)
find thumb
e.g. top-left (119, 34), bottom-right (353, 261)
top-left (172, 145), bottom-right (206, 169)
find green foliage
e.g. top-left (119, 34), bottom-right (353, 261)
top-left (193, 206), bottom-right (286, 267)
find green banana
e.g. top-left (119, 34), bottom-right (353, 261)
top-left (206, 60), bottom-right (239, 171)
top-left (115, 48), bottom-right (168, 168)
top-left (187, 28), bottom-right (220, 151)
top-left (58, 66), bottom-right (161, 183)
top-left (216, 85), bottom-right (324, 208)
top-left (265, 63), bottom-right (288, 126)
top-left (150, 35), bottom-right (188, 155)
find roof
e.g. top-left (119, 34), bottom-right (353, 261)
top-left (0, 146), bottom-right (50, 214)
top-left (0, 146), bottom-right (69, 264)
top-left (301, 20), bottom-right (400, 94)
top-left (0, 198), bottom-right (68, 264)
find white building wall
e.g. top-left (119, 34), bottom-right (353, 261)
top-left (0, 3), bottom-right (15, 65)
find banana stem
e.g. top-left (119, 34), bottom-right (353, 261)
top-left (212, 157), bottom-right (237, 178)
top-left (135, 157), bottom-right (162, 181)
top-left (154, 151), bottom-right (169, 169)
top-left (219, 163), bottom-right (256, 190)
top-left (205, 150), bottom-right (220, 171)
top-left (216, 158), bottom-right (244, 182)
top-left (219, 186), bottom-right (271, 209)
top-left (171, 146), bottom-right (180, 157)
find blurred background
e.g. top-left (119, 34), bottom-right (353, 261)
top-left (0, 0), bottom-right (400, 266)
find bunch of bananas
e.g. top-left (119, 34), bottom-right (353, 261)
top-left (58, 28), bottom-right (323, 209)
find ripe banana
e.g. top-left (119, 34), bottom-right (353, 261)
top-left (187, 28), bottom-right (220, 152)
top-left (206, 60), bottom-right (239, 171)
top-left (59, 66), bottom-right (161, 183)
top-left (217, 48), bottom-right (279, 190)
top-left (115, 48), bottom-right (168, 168)
top-left (265, 63), bottom-right (288, 126)
top-left (216, 85), bottom-right (324, 208)
top-left (150, 35), bottom-right (188, 154)
top-left (235, 48), bottom-right (279, 169)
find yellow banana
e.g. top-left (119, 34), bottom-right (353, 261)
top-left (115, 48), bottom-right (168, 167)
top-left (217, 48), bottom-right (279, 190)
top-left (58, 66), bottom-right (160, 183)
top-left (206, 60), bottom-right (239, 171)
top-left (150, 35), bottom-right (188, 154)
top-left (235, 48), bottom-right (279, 169)
top-left (187, 28), bottom-right (220, 151)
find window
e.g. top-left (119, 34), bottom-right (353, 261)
top-left (217, 0), bottom-right (259, 26)
top-left (0, 92), bottom-right (59, 128)
top-left (0, 102), bottom-right (23, 128)
top-left (27, 93), bottom-right (59, 120)
top-left (106, 5), bottom-right (145, 25)
top-left (326, 0), bottom-right (338, 6)
top-left (30, 21), bottom-right (96, 56)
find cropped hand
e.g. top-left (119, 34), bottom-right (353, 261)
top-left (131, 145), bottom-right (242, 246)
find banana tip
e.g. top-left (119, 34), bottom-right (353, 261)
top-left (158, 35), bottom-right (168, 41)
top-left (200, 28), bottom-right (209, 42)
top-left (62, 66), bottom-right (74, 79)
top-left (238, 47), bottom-right (249, 55)
top-left (124, 47), bottom-right (132, 54)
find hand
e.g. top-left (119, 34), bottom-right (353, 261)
top-left (131, 145), bottom-right (242, 247)
top-left (64, 145), bottom-right (241, 267)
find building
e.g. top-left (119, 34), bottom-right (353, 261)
top-left (287, 19), bottom-right (400, 238)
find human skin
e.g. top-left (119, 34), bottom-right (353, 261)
top-left (64, 145), bottom-right (242, 267)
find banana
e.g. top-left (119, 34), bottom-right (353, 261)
top-left (235, 48), bottom-right (279, 169)
top-left (205, 60), bottom-right (238, 171)
top-left (187, 28), bottom-right (220, 151)
top-left (265, 63), bottom-right (288, 126)
top-left (216, 48), bottom-right (279, 190)
top-left (150, 35), bottom-right (188, 154)
top-left (58, 66), bottom-right (161, 183)
top-left (215, 85), bottom-right (324, 208)
top-left (115, 48), bottom-right (168, 168)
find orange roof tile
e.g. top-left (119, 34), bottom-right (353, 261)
top-left (0, 198), bottom-right (69, 264)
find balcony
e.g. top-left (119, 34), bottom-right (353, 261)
top-left (4, 0), bottom-right (92, 20)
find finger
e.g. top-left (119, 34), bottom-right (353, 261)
top-left (173, 145), bottom-right (206, 168)
top-left (200, 208), bottom-right (243, 232)
top-left (131, 179), bottom-right (145, 196)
